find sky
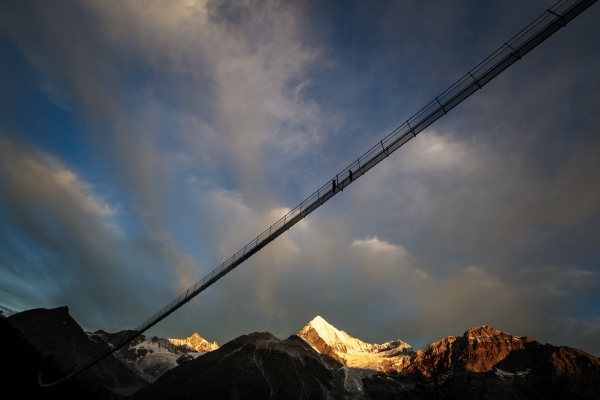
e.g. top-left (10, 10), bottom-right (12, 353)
top-left (1, 0), bottom-right (599, 356)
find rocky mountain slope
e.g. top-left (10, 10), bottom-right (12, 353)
top-left (8, 307), bottom-right (145, 399)
top-left (406, 325), bottom-right (532, 374)
top-left (7, 307), bottom-right (219, 397)
top-left (364, 325), bottom-right (600, 399)
top-left (88, 330), bottom-right (212, 385)
top-left (127, 332), bottom-right (336, 400)
top-left (1, 311), bottom-right (102, 400)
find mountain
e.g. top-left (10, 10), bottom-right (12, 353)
top-left (7, 309), bottom-right (600, 399)
top-left (167, 332), bottom-right (219, 352)
top-left (127, 332), bottom-right (337, 400)
top-left (297, 315), bottom-right (414, 373)
top-left (1, 311), bottom-right (102, 400)
top-left (8, 307), bottom-right (145, 399)
top-left (7, 307), bottom-right (219, 397)
top-left (406, 325), bottom-right (532, 373)
top-left (88, 330), bottom-right (211, 385)
top-left (363, 325), bottom-right (600, 400)
top-left (128, 316), bottom-right (416, 400)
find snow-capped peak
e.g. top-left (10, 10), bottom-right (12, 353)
top-left (168, 333), bottom-right (219, 352)
top-left (305, 316), bottom-right (346, 348)
top-left (299, 316), bottom-right (412, 356)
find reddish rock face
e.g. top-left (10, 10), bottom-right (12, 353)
top-left (542, 344), bottom-right (600, 377)
top-left (458, 326), bottom-right (532, 372)
top-left (409, 326), bottom-right (533, 374)
top-left (406, 336), bottom-right (456, 375)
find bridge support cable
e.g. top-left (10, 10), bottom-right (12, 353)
top-left (39, 0), bottom-right (597, 387)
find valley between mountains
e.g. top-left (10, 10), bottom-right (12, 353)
top-left (4, 307), bottom-right (600, 399)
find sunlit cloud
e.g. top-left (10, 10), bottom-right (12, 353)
top-left (352, 236), bottom-right (406, 254)
top-left (0, 0), bottom-right (599, 357)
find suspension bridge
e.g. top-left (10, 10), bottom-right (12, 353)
top-left (40, 0), bottom-right (597, 386)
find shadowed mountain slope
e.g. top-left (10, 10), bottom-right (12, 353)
top-left (8, 307), bottom-right (145, 397)
top-left (128, 332), bottom-right (335, 400)
top-left (1, 311), bottom-right (102, 400)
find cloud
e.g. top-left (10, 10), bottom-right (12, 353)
top-left (68, 0), bottom-right (327, 209)
top-left (554, 317), bottom-right (600, 351)
top-left (0, 138), bottom-right (121, 314)
top-left (0, 305), bottom-right (17, 316)
top-left (0, 0), bottom-right (599, 358)
top-left (0, 136), bottom-right (199, 331)
top-left (351, 236), bottom-right (408, 257)
top-left (0, 137), bottom-right (116, 236)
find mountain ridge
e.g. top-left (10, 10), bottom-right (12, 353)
top-left (7, 307), bottom-right (600, 399)
top-left (7, 307), bottom-right (220, 397)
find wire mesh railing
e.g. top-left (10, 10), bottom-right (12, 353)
top-left (40, 0), bottom-right (597, 387)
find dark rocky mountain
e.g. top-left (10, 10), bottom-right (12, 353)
top-left (8, 307), bottom-right (146, 398)
top-left (1, 310), bottom-right (101, 400)
top-left (128, 332), bottom-right (338, 400)
top-left (7, 307), bottom-right (218, 398)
